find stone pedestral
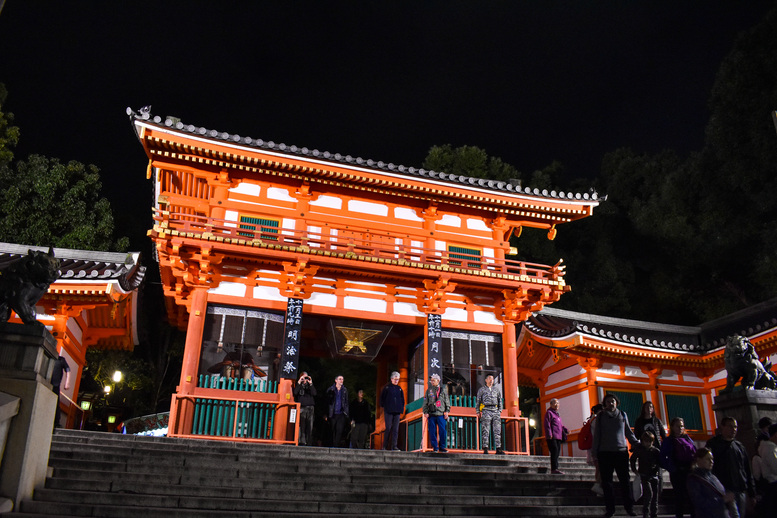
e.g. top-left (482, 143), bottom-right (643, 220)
top-left (0, 323), bottom-right (58, 512)
top-left (712, 389), bottom-right (777, 458)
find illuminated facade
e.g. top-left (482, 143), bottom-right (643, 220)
top-left (128, 108), bottom-right (600, 450)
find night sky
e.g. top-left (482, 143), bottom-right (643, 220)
top-left (0, 1), bottom-right (774, 249)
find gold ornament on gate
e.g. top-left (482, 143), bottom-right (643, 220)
top-left (336, 326), bottom-right (381, 353)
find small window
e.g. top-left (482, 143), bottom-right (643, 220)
top-left (664, 394), bottom-right (703, 431)
top-left (448, 245), bottom-right (481, 268)
top-left (239, 216), bottom-right (279, 240)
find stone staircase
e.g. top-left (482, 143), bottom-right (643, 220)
top-left (2, 430), bottom-right (679, 517)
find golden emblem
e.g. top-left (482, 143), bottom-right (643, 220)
top-left (336, 326), bottom-right (381, 353)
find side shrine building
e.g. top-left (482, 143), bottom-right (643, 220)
top-left (128, 108), bottom-right (777, 454)
top-left (0, 243), bottom-right (146, 428)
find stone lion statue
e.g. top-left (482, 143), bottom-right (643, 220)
top-left (723, 334), bottom-right (777, 392)
top-left (0, 247), bottom-right (60, 328)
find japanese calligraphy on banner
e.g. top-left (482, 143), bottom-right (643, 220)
top-left (427, 313), bottom-right (442, 379)
top-left (280, 298), bottom-right (304, 379)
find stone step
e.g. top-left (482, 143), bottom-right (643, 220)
top-left (1, 430), bottom-right (679, 517)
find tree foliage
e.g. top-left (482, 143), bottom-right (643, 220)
top-left (0, 154), bottom-right (128, 251)
top-left (423, 144), bottom-right (521, 182)
top-left (0, 84), bottom-right (20, 167)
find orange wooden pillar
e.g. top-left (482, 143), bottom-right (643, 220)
top-left (398, 337), bottom-right (411, 450)
top-left (273, 378), bottom-right (295, 442)
top-left (171, 287), bottom-right (208, 435)
top-left (502, 322), bottom-right (520, 452)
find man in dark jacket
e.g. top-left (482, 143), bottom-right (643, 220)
top-left (293, 371), bottom-right (316, 446)
top-left (326, 375), bottom-right (349, 447)
top-left (706, 417), bottom-right (754, 518)
top-left (380, 371), bottom-right (405, 451)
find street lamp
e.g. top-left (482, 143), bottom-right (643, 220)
top-left (112, 370), bottom-right (123, 383)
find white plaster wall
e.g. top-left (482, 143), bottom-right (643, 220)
top-left (309, 195), bottom-right (342, 209)
top-left (267, 187), bottom-right (296, 202)
top-left (344, 296), bottom-right (387, 313)
top-left (307, 292), bottom-right (338, 308)
top-left (229, 182), bottom-right (261, 196)
top-left (394, 302), bottom-right (425, 317)
top-left (348, 199), bottom-right (388, 216)
top-left (548, 365), bottom-right (585, 386)
top-left (624, 366), bottom-right (647, 378)
top-left (443, 307), bottom-right (468, 322)
top-left (251, 285), bottom-right (288, 302)
top-left (658, 370), bottom-right (679, 381)
top-left (66, 317), bottom-right (83, 344)
top-left (438, 214), bottom-right (461, 227)
top-left (473, 311), bottom-right (501, 326)
top-left (394, 207), bottom-right (423, 221)
top-left (209, 282), bottom-right (247, 297)
top-left (466, 218), bottom-right (490, 231)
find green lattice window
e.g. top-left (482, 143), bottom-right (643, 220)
top-left (239, 216), bottom-right (279, 240)
top-left (607, 390), bottom-right (644, 426)
top-left (664, 394), bottom-right (703, 431)
top-left (448, 245), bottom-right (481, 268)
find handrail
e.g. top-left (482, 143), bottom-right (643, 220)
top-left (59, 391), bottom-right (86, 430)
top-left (397, 406), bottom-right (530, 454)
top-left (152, 209), bottom-right (565, 283)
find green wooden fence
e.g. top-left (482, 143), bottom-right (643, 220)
top-left (190, 375), bottom-right (279, 439)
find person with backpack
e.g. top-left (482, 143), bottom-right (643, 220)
top-left (660, 417), bottom-right (697, 518)
top-left (592, 393), bottom-right (640, 517)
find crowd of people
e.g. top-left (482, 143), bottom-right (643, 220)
top-left (292, 370), bottom-right (505, 452)
top-left (293, 372), bottom-right (777, 518)
top-left (569, 394), bottom-right (777, 518)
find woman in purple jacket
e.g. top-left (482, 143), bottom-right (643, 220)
top-left (660, 417), bottom-right (697, 518)
top-left (544, 398), bottom-right (567, 474)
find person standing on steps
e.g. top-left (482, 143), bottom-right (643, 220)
top-left (326, 374), bottom-right (349, 448)
top-left (705, 417), bottom-right (754, 518)
top-left (476, 374), bottom-right (504, 454)
top-left (592, 392), bottom-right (639, 518)
top-left (423, 373), bottom-right (450, 453)
top-left (350, 389), bottom-right (372, 449)
top-left (293, 371), bottom-right (316, 446)
top-left (51, 354), bottom-right (70, 429)
top-left (631, 431), bottom-right (661, 518)
top-left (544, 398), bottom-right (566, 474)
top-left (380, 371), bottom-right (405, 451)
top-left (660, 417), bottom-right (697, 518)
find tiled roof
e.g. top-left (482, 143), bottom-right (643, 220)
top-left (127, 106), bottom-right (603, 203)
top-left (523, 300), bottom-right (777, 354)
top-left (0, 243), bottom-right (146, 293)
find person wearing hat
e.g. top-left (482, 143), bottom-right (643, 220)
top-left (423, 373), bottom-right (451, 453)
top-left (380, 371), bottom-right (405, 451)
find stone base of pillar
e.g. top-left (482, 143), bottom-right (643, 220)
top-left (712, 388), bottom-right (777, 458)
top-left (0, 323), bottom-right (58, 511)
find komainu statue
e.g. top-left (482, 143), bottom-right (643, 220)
top-left (722, 334), bottom-right (777, 392)
top-left (0, 247), bottom-right (60, 328)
